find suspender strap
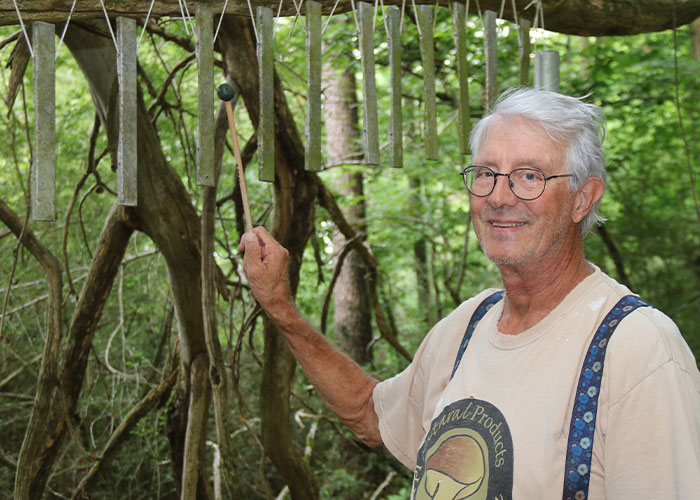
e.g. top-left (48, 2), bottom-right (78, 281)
top-left (562, 294), bottom-right (652, 500)
top-left (450, 291), bottom-right (652, 499)
top-left (450, 290), bottom-right (504, 380)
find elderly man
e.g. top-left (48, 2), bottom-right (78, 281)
top-left (239, 88), bottom-right (700, 499)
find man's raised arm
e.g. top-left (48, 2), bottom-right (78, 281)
top-left (239, 227), bottom-right (382, 447)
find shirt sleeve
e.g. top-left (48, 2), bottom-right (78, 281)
top-left (372, 290), bottom-right (496, 469)
top-left (602, 307), bottom-right (700, 499)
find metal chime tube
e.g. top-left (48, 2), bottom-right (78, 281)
top-left (305, 0), bottom-right (322, 172)
top-left (534, 50), bottom-right (560, 92)
top-left (483, 10), bottom-right (498, 111)
top-left (196, 6), bottom-right (215, 187)
top-left (417, 5), bottom-right (437, 161)
top-left (387, 6), bottom-right (403, 168)
top-left (117, 17), bottom-right (137, 206)
top-left (257, 6), bottom-right (275, 181)
top-left (518, 18), bottom-right (532, 86)
top-left (358, 2), bottom-right (380, 166)
top-left (451, 2), bottom-right (470, 157)
top-left (32, 21), bottom-right (56, 221)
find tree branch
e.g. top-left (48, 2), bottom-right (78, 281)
top-left (71, 369), bottom-right (178, 500)
top-left (596, 225), bottom-right (632, 289)
top-left (314, 175), bottom-right (413, 361)
top-left (0, 199), bottom-right (63, 500)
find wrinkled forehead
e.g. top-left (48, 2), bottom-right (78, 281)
top-left (476, 116), bottom-right (567, 168)
top-left (483, 115), bottom-right (564, 143)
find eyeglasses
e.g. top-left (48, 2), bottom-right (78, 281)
top-left (460, 165), bottom-right (574, 201)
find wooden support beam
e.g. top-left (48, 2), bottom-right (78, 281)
top-left (358, 2), bottom-right (379, 166)
top-left (483, 10), bottom-right (498, 112)
top-left (117, 17), bottom-right (137, 206)
top-left (196, 6), bottom-right (215, 187)
top-left (534, 50), bottom-right (560, 92)
top-left (387, 6), bottom-right (402, 168)
top-left (417, 5), bottom-right (437, 161)
top-left (451, 1), bottom-right (470, 157)
top-left (518, 18), bottom-right (532, 86)
top-left (305, 0), bottom-right (322, 172)
top-left (0, 1), bottom-right (698, 37)
top-left (257, 6), bottom-right (275, 182)
top-left (32, 21), bottom-right (55, 221)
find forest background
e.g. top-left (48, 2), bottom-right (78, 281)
top-left (0, 2), bottom-right (699, 499)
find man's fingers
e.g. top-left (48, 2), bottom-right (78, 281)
top-left (239, 227), bottom-right (272, 252)
top-left (240, 227), bottom-right (287, 277)
top-left (242, 232), bottom-right (262, 263)
top-left (252, 226), bottom-right (276, 247)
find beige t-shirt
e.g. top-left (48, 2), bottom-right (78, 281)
top-left (373, 267), bottom-right (700, 499)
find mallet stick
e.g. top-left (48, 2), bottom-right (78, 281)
top-left (217, 83), bottom-right (254, 233)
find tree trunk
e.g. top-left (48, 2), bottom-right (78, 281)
top-left (64, 24), bottom-right (215, 499)
top-left (408, 175), bottom-right (436, 327)
top-left (690, 17), bottom-right (700, 59)
top-left (323, 62), bottom-right (373, 364)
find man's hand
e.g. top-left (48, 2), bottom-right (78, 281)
top-left (238, 227), bottom-right (293, 314)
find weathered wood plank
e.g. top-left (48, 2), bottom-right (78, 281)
top-left (451, 1), bottom-right (470, 157)
top-left (483, 10), bottom-right (498, 112)
top-left (518, 17), bottom-right (532, 86)
top-left (117, 17), bottom-right (138, 206)
top-left (534, 50), bottom-right (560, 92)
top-left (305, 0), bottom-right (322, 172)
top-left (257, 6), bottom-right (275, 182)
top-left (417, 5), bottom-right (437, 161)
top-left (196, 6), bottom-right (215, 187)
top-left (0, 1), bottom-right (698, 36)
top-left (358, 1), bottom-right (379, 166)
top-left (387, 6), bottom-right (402, 168)
top-left (32, 21), bottom-right (55, 221)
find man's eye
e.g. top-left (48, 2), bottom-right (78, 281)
top-left (517, 170), bottom-right (543, 182)
top-left (475, 170), bottom-right (494, 179)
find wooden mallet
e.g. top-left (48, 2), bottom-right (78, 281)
top-left (217, 83), bottom-right (254, 233)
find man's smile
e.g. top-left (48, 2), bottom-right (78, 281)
top-left (489, 220), bottom-right (528, 228)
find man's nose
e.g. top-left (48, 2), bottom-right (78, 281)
top-left (488, 174), bottom-right (518, 207)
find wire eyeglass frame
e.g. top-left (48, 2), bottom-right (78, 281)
top-left (460, 165), bottom-right (574, 201)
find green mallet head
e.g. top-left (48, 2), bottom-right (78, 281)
top-left (217, 83), bottom-right (236, 102)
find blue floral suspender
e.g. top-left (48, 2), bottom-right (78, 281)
top-left (561, 294), bottom-right (651, 499)
top-left (450, 291), bottom-right (652, 500)
top-left (450, 290), bottom-right (505, 380)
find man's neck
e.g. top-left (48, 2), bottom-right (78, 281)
top-left (497, 245), bottom-right (593, 335)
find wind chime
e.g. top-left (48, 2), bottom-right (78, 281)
top-left (14, 0), bottom-right (142, 220)
top-left (17, 0), bottom-right (559, 222)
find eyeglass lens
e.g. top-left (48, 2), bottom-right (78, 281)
top-left (463, 166), bottom-right (547, 200)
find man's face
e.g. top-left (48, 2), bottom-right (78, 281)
top-left (470, 116), bottom-right (579, 271)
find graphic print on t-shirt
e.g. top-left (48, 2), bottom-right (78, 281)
top-left (414, 398), bottom-right (513, 500)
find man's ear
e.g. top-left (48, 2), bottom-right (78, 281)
top-left (572, 177), bottom-right (605, 224)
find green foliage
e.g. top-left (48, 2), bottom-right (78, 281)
top-left (564, 30), bottom-right (700, 355)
